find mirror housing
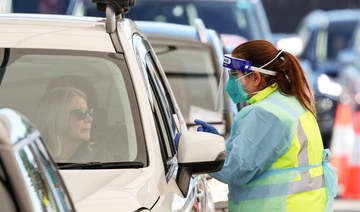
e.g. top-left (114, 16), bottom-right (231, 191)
top-left (176, 132), bottom-right (226, 196)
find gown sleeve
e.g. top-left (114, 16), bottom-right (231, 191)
top-left (210, 105), bottom-right (293, 186)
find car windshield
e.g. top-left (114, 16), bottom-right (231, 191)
top-left (317, 21), bottom-right (358, 61)
top-left (153, 45), bottom-right (220, 123)
top-left (79, 0), bottom-right (265, 41)
top-left (297, 20), bottom-right (359, 61)
top-left (0, 49), bottom-right (147, 166)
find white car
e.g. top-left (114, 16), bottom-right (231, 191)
top-left (0, 0), bottom-right (226, 211)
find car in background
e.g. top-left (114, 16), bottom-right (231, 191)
top-left (0, 0), bottom-right (72, 14)
top-left (69, 0), bottom-right (272, 53)
top-left (336, 20), bottom-right (360, 113)
top-left (136, 20), bottom-right (235, 137)
top-left (0, 108), bottom-right (75, 212)
top-left (0, 0), bottom-right (226, 211)
top-left (277, 9), bottom-right (360, 148)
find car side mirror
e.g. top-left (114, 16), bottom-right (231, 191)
top-left (176, 132), bottom-right (226, 196)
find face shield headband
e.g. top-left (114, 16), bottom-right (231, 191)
top-left (222, 50), bottom-right (283, 76)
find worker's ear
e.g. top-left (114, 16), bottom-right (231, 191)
top-left (252, 71), bottom-right (262, 87)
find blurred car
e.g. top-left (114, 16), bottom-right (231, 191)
top-left (336, 20), bottom-right (360, 113)
top-left (69, 0), bottom-right (272, 53)
top-left (136, 20), bottom-right (235, 137)
top-left (0, 0), bottom-right (72, 14)
top-left (0, 108), bottom-right (75, 212)
top-left (278, 9), bottom-right (360, 148)
top-left (0, 0), bottom-right (226, 211)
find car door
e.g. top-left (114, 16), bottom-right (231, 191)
top-left (133, 33), bottom-right (202, 211)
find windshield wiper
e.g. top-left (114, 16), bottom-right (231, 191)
top-left (57, 161), bottom-right (144, 170)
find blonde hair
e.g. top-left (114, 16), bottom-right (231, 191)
top-left (36, 87), bottom-right (87, 158)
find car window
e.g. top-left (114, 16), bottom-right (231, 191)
top-left (299, 21), bottom-right (358, 61)
top-left (133, 34), bottom-right (178, 134)
top-left (133, 34), bottom-right (179, 173)
top-left (32, 137), bottom-right (73, 210)
top-left (0, 161), bottom-right (17, 212)
top-left (0, 49), bottom-right (147, 165)
top-left (320, 22), bottom-right (357, 60)
top-left (15, 143), bottom-right (59, 211)
top-left (153, 45), bottom-right (219, 123)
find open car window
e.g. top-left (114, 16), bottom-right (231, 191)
top-left (0, 49), bottom-right (147, 166)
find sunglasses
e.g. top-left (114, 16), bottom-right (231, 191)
top-left (70, 108), bottom-right (94, 121)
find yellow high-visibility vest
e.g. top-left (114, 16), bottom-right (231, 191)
top-left (224, 85), bottom-right (334, 211)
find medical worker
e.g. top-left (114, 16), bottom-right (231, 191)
top-left (195, 40), bottom-right (337, 211)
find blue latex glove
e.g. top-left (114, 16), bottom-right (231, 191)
top-left (174, 132), bottom-right (182, 150)
top-left (194, 119), bottom-right (220, 135)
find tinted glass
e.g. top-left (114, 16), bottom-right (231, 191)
top-left (15, 143), bottom-right (59, 211)
top-left (32, 137), bottom-right (73, 210)
top-left (0, 49), bottom-right (147, 165)
top-left (323, 21), bottom-right (358, 60)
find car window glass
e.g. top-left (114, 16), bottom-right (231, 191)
top-left (326, 22), bottom-right (357, 60)
top-left (151, 86), bottom-right (173, 170)
top-left (153, 46), bottom-right (219, 123)
top-left (33, 137), bottom-right (73, 210)
top-left (133, 35), bottom-right (155, 110)
top-left (15, 143), bottom-right (58, 211)
top-left (0, 161), bottom-right (17, 212)
top-left (133, 35), bottom-right (178, 134)
top-left (145, 54), bottom-right (176, 156)
top-left (0, 49), bottom-right (146, 165)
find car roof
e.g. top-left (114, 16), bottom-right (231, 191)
top-left (0, 13), bottom-right (115, 52)
top-left (303, 9), bottom-right (360, 29)
top-left (135, 21), bottom-right (207, 44)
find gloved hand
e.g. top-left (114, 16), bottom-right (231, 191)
top-left (194, 119), bottom-right (220, 135)
top-left (174, 132), bottom-right (182, 150)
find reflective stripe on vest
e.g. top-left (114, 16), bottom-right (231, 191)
top-left (262, 96), bottom-right (325, 195)
top-left (232, 171), bottom-right (325, 201)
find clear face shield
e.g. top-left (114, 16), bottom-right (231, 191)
top-left (215, 52), bottom-right (281, 113)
